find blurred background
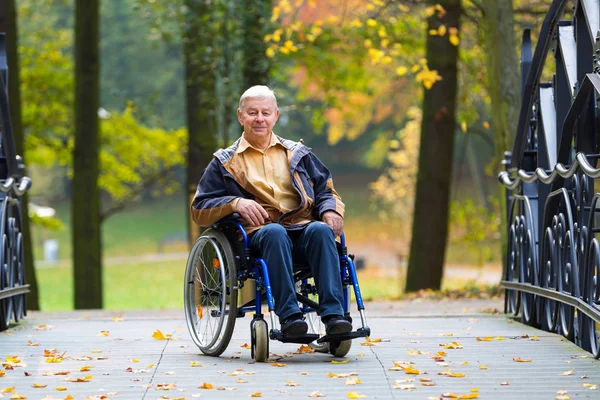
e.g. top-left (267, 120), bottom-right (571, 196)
top-left (9, 0), bottom-right (553, 310)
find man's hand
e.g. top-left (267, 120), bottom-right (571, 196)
top-left (322, 211), bottom-right (344, 237)
top-left (234, 198), bottom-right (269, 226)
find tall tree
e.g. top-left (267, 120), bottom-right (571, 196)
top-left (0, 0), bottom-right (40, 310)
top-left (406, 0), bottom-right (461, 292)
top-left (241, 0), bottom-right (272, 88)
top-left (183, 0), bottom-right (219, 245)
top-left (481, 0), bottom-right (520, 265)
top-left (73, 0), bottom-right (102, 308)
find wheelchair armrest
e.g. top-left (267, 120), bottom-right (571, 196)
top-left (215, 212), bottom-right (242, 223)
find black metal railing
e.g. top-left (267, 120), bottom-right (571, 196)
top-left (499, 0), bottom-right (600, 357)
top-left (0, 33), bottom-right (32, 331)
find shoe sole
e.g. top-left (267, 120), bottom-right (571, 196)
top-left (282, 321), bottom-right (309, 336)
top-left (326, 321), bottom-right (352, 336)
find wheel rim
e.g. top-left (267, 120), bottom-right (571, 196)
top-left (185, 237), bottom-right (228, 351)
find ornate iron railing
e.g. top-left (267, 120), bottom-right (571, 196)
top-left (0, 33), bottom-right (32, 330)
top-left (499, 0), bottom-right (600, 357)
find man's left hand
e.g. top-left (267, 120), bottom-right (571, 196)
top-left (322, 211), bottom-right (344, 237)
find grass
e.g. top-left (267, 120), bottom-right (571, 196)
top-left (36, 259), bottom-right (497, 311)
top-left (32, 196), bottom-right (188, 261)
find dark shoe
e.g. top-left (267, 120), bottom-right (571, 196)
top-left (281, 314), bottom-right (308, 336)
top-left (324, 315), bottom-right (352, 336)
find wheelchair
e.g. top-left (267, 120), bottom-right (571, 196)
top-left (184, 216), bottom-right (371, 362)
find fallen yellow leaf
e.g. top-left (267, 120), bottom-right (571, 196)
top-left (479, 365), bottom-right (488, 370)
top-left (199, 382), bottom-right (213, 389)
top-left (146, 364), bottom-right (154, 369)
top-left (331, 359), bottom-right (350, 364)
top-left (236, 377), bottom-right (247, 383)
top-left (476, 337), bottom-right (493, 341)
top-left (1, 387), bottom-right (15, 393)
top-left (98, 330), bottom-right (110, 337)
top-left (27, 340), bottom-right (40, 347)
top-left (441, 341), bottom-right (463, 349)
top-left (131, 358), bottom-right (140, 363)
top-left (240, 343), bottom-right (251, 349)
top-left (152, 329), bottom-right (167, 340)
top-left (190, 361), bottom-right (203, 367)
top-left (285, 380), bottom-right (298, 386)
top-left (271, 363), bottom-right (287, 367)
top-left (346, 377), bottom-right (362, 385)
top-left (458, 394), bottom-right (479, 399)
top-left (295, 344), bottom-right (314, 354)
top-left (32, 383), bottom-right (48, 388)
top-left (80, 366), bottom-right (92, 372)
top-left (56, 387), bottom-right (68, 391)
top-left (156, 383), bottom-right (176, 390)
top-left (250, 392), bottom-right (262, 397)
top-left (562, 369), bottom-right (574, 376)
top-left (512, 357), bottom-right (532, 362)
top-left (0, 370), bottom-right (4, 377)
top-left (347, 392), bottom-right (367, 399)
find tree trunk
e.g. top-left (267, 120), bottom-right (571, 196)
top-left (184, 0), bottom-right (219, 245)
top-left (0, 0), bottom-right (40, 310)
top-left (482, 0), bottom-right (520, 269)
top-left (241, 0), bottom-right (272, 88)
top-left (73, 0), bottom-right (102, 309)
top-left (405, 0), bottom-right (461, 292)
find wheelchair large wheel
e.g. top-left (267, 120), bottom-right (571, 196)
top-left (184, 229), bottom-right (238, 357)
top-left (305, 310), bottom-right (328, 353)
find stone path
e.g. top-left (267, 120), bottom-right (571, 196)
top-left (1, 300), bottom-right (599, 399)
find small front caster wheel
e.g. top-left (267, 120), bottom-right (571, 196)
top-left (251, 319), bottom-right (269, 362)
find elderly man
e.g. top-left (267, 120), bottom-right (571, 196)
top-left (191, 85), bottom-right (351, 337)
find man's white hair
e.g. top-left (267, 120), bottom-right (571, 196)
top-left (239, 85), bottom-right (278, 110)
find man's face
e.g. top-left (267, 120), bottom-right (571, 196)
top-left (237, 97), bottom-right (280, 142)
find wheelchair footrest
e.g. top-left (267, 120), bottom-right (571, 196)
top-left (270, 329), bottom-right (320, 344)
top-left (316, 327), bottom-right (371, 344)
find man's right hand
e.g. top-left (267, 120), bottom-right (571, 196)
top-left (234, 198), bottom-right (269, 226)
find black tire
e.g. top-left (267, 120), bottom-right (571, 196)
top-left (184, 229), bottom-right (238, 356)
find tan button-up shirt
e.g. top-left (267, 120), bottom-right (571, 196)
top-left (232, 134), bottom-right (313, 233)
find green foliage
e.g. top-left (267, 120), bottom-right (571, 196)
top-left (17, 0), bottom-right (188, 222)
top-left (449, 198), bottom-right (501, 266)
top-left (99, 106), bottom-right (187, 219)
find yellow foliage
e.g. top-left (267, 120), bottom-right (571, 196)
top-left (370, 106), bottom-right (422, 236)
top-left (271, 6), bottom-right (280, 22)
top-left (415, 66), bottom-right (442, 89)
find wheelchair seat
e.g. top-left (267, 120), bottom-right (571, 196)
top-left (184, 217), bottom-right (370, 362)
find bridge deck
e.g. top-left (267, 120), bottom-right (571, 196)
top-left (1, 300), bottom-right (599, 399)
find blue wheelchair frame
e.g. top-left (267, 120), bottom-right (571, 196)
top-left (213, 218), bottom-right (371, 347)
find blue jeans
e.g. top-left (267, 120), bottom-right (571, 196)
top-left (249, 222), bottom-right (345, 322)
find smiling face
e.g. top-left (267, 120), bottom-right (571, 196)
top-left (237, 96), bottom-right (280, 149)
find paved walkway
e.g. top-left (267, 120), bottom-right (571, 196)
top-left (1, 300), bottom-right (599, 399)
